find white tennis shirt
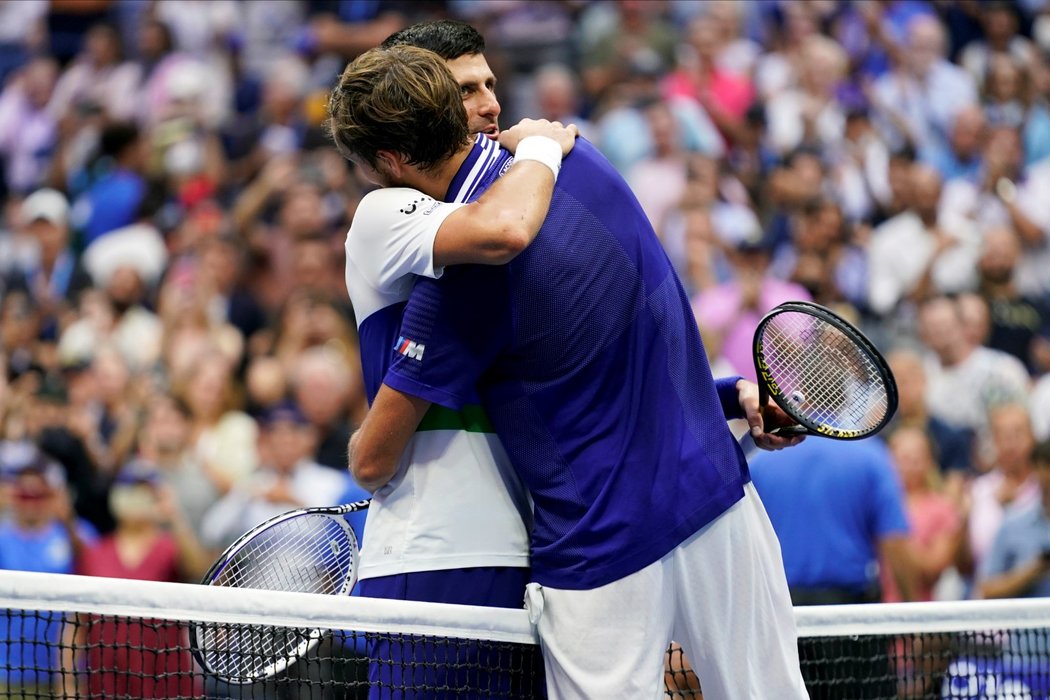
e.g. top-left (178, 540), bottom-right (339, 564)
top-left (344, 135), bottom-right (531, 579)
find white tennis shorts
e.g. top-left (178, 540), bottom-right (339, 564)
top-left (524, 482), bottom-right (809, 699)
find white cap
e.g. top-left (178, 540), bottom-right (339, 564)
top-left (21, 188), bottom-right (70, 227)
top-left (82, 222), bottom-right (169, 287)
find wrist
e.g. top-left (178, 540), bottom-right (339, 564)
top-left (514, 136), bottom-right (562, 180)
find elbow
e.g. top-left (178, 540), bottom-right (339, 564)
top-left (485, 223), bottom-right (530, 264)
top-left (348, 432), bottom-right (394, 493)
top-left (349, 456), bottom-right (393, 494)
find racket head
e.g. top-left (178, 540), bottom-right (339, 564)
top-left (753, 301), bottom-right (898, 440)
top-left (190, 507), bottom-right (361, 683)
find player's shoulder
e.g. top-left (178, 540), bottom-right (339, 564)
top-left (354, 187), bottom-right (436, 223)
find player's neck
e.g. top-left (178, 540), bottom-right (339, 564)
top-left (400, 143), bottom-right (473, 200)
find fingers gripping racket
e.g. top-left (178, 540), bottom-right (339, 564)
top-left (190, 499), bottom-right (370, 684)
top-left (740, 301), bottom-right (898, 456)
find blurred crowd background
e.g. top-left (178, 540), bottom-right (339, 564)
top-left (1, 0), bottom-right (1050, 626)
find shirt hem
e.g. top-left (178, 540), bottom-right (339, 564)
top-left (358, 553), bottom-right (530, 580)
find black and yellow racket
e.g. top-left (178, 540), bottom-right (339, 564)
top-left (740, 301), bottom-right (897, 456)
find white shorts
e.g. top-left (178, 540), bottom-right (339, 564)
top-left (524, 482), bottom-right (808, 700)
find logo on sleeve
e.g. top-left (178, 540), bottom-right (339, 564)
top-left (394, 336), bottom-right (425, 361)
top-left (400, 196), bottom-right (433, 215)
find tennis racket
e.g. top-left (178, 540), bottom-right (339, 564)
top-left (190, 499), bottom-right (370, 683)
top-left (739, 301), bottom-right (897, 457)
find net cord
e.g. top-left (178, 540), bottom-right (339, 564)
top-left (3, 570), bottom-right (1050, 644)
top-left (795, 599), bottom-right (1050, 637)
top-left (0, 570), bottom-right (537, 645)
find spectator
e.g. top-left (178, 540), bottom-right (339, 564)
top-left (533, 64), bottom-right (595, 142)
top-left (870, 14), bottom-right (977, 153)
top-left (885, 426), bottom-right (963, 602)
top-left (4, 189), bottom-right (93, 331)
top-left (692, 230), bottom-right (810, 381)
top-left (978, 440), bottom-right (1050, 599)
top-left (663, 14), bottom-right (755, 144)
top-left (977, 226), bottom-right (1050, 374)
top-left (70, 460), bottom-right (206, 699)
top-left (867, 165), bottom-right (980, 318)
top-left (0, 57), bottom-right (60, 194)
top-left (74, 122), bottom-right (149, 245)
top-left (764, 35), bottom-right (848, 156)
top-left (941, 125), bottom-right (1050, 298)
top-left (0, 441), bottom-right (94, 698)
top-left (751, 437), bottom-right (917, 699)
top-left (580, 0), bottom-right (678, 103)
top-left (48, 23), bottom-right (141, 124)
top-left (199, 400), bottom-right (348, 550)
top-left (981, 52), bottom-right (1050, 167)
top-left (919, 104), bottom-right (985, 183)
top-left (628, 99), bottom-right (691, 237)
top-left (828, 107), bottom-right (892, 224)
top-left (958, 2), bottom-right (1035, 85)
top-left (918, 296), bottom-right (1030, 437)
top-left (290, 346), bottom-right (363, 470)
top-left (963, 403), bottom-right (1041, 584)
top-left (136, 393), bottom-right (218, 540)
top-left (172, 350), bottom-right (257, 495)
top-left (886, 347), bottom-right (974, 481)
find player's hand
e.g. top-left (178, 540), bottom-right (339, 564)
top-left (498, 118), bottom-right (579, 156)
top-left (736, 379), bottom-right (805, 451)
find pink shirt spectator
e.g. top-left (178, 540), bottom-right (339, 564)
top-left (78, 534), bottom-right (196, 699)
top-left (663, 69), bottom-right (755, 124)
top-left (882, 492), bottom-right (961, 602)
top-left (692, 278), bottom-right (811, 381)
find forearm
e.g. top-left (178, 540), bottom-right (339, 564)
top-left (881, 537), bottom-right (920, 602)
top-left (979, 560), bottom-right (1046, 599)
top-left (1006, 203), bottom-right (1045, 248)
top-left (433, 158), bottom-right (558, 267)
top-left (348, 385), bottom-right (432, 493)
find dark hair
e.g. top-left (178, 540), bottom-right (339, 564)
top-left (380, 20), bottom-right (485, 60)
top-left (1033, 440), bottom-right (1050, 466)
top-left (327, 46), bottom-right (469, 171)
top-left (99, 122), bottom-right (141, 159)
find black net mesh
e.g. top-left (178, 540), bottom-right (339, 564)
top-left (0, 609), bottom-right (543, 699)
top-left (3, 607), bottom-right (1050, 698)
top-left (663, 629), bottom-right (1050, 700)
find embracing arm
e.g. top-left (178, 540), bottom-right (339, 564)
top-left (348, 384), bottom-right (433, 493)
top-left (432, 119), bottom-right (579, 267)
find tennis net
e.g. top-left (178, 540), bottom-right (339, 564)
top-left (1, 570), bottom-right (1050, 699)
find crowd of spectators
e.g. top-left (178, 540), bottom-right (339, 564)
top-left (1, 0), bottom-right (1050, 652)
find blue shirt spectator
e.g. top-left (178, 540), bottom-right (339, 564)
top-left (751, 437), bottom-right (911, 600)
top-left (978, 442), bottom-right (1050, 599)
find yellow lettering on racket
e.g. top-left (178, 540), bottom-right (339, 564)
top-left (814, 425), bottom-right (866, 439)
top-left (755, 350), bottom-right (785, 399)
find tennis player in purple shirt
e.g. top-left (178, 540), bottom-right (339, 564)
top-left (335, 46), bottom-right (809, 698)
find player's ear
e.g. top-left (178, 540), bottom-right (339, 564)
top-left (375, 150), bottom-right (406, 178)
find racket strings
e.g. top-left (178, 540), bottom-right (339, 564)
top-left (760, 314), bottom-right (889, 432)
top-left (196, 514), bottom-right (357, 681)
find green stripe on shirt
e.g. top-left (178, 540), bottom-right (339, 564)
top-left (417, 404), bottom-right (494, 433)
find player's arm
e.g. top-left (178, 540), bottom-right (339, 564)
top-left (434, 117), bottom-right (583, 265)
top-left (432, 119), bottom-right (579, 266)
top-left (346, 120), bottom-right (578, 290)
top-left (350, 267), bottom-right (509, 492)
top-left (349, 385), bottom-right (431, 493)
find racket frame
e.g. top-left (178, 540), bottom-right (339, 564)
top-left (190, 499), bottom-right (371, 683)
top-left (752, 301), bottom-right (898, 440)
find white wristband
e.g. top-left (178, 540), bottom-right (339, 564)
top-left (514, 136), bottom-right (563, 180)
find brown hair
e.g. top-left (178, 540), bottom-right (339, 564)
top-left (327, 45), bottom-right (469, 171)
